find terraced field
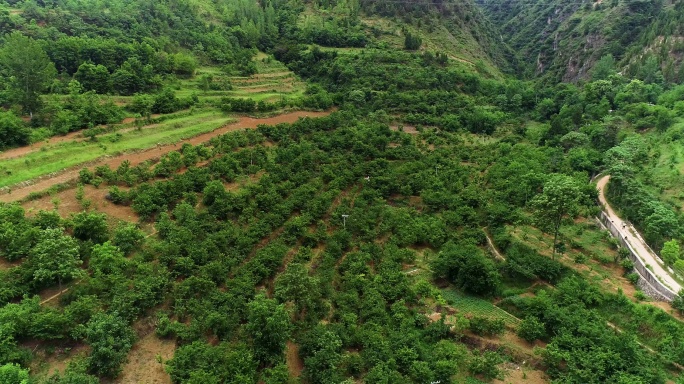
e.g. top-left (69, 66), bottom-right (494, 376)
top-left (441, 289), bottom-right (521, 326)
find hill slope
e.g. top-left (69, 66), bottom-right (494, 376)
top-left (478, 0), bottom-right (665, 82)
top-left (358, 0), bottom-right (519, 74)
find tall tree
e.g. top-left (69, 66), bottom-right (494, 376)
top-left (0, 32), bottom-right (56, 117)
top-left (531, 174), bottom-right (581, 259)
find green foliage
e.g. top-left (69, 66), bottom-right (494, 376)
top-left (591, 54), bottom-right (617, 81)
top-left (29, 228), bottom-right (82, 289)
top-left (45, 89), bottom-right (124, 135)
top-left (468, 350), bottom-right (501, 380)
top-left (0, 111), bottom-right (29, 149)
top-left (661, 239), bottom-right (680, 265)
top-left (503, 241), bottom-right (570, 284)
top-left (112, 224), bottom-right (144, 256)
top-left (607, 166), bottom-right (681, 251)
top-left (0, 363), bottom-right (28, 384)
top-left (432, 242), bottom-right (501, 296)
top-left (275, 263), bottom-right (321, 320)
top-left (3, 3), bottom-right (684, 383)
top-left (403, 29), bottom-right (422, 51)
top-left (75, 63), bottom-right (111, 94)
top-left (166, 342), bottom-right (257, 384)
top-left (246, 295), bottom-right (292, 365)
top-left (71, 212), bottom-right (109, 244)
top-left (673, 290), bottom-right (684, 315)
top-left (89, 242), bottom-right (127, 276)
top-left (531, 174), bottom-right (581, 258)
top-left (517, 316), bottom-right (545, 342)
top-left (82, 312), bottom-right (136, 378)
top-left (300, 326), bottom-right (343, 384)
top-left (0, 32), bottom-right (56, 115)
top-left (220, 97), bottom-right (257, 113)
top-left (0, 204), bottom-right (38, 262)
top-left (47, 361), bottom-right (99, 383)
top-left (152, 88), bottom-right (182, 114)
top-left (469, 316), bottom-right (505, 336)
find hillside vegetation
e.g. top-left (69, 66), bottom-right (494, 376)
top-left (3, 1), bottom-right (684, 384)
top-left (479, 0), bottom-right (684, 84)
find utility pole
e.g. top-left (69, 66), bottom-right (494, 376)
top-left (341, 214), bottom-right (349, 229)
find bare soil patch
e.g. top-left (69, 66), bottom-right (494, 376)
top-left (30, 343), bottom-right (90, 380)
top-left (389, 125), bottom-right (418, 134)
top-left (0, 257), bottom-right (20, 271)
top-left (1, 110), bottom-right (331, 203)
top-left (116, 332), bottom-right (175, 384)
top-left (286, 341), bottom-right (304, 378)
top-left (493, 365), bottom-right (548, 384)
top-left (224, 172), bottom-right (265, 192)
top-left (22, 185), bottom-right (139, 223)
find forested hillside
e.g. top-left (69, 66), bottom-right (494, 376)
top-left (3, 0), bottom-right (684, 383)
top-left (478, 0), bottom-right (684, 84)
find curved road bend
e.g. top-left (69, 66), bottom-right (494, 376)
top-left (597, 175), bottom-right (682, 294)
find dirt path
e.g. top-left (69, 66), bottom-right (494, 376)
top-left (0, 111), bottom-right (331, 204)
top-left (484, 228), bottom-right (506, 261)
top-left (597, 175), bottom-right (682, 294)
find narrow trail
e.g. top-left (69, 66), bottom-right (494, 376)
top-left (39, 281), bottom-right (82, 305)
top-left (597, 175), bottom-right (682, 294)
top-left (484, 228), bottom-right (506, 261)
top-left (1, 110), bottom-right (331, 204)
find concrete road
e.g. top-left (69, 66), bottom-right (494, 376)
top-left (597, 175), bottom-right (681, 294)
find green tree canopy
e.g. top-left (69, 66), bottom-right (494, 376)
top-left (82, 312), bottom-right (136, 378)
top-left (531, 174), bottom-right (581, 258)
top-left (0, 32), bottom-right (56, 116)
top-left (29, 228), bottom-right (82, 290)
top-left (661, 239), bottom-right (680, 265)
top-left (245, 294), bottom-right (291, 365)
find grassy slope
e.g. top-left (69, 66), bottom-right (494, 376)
top-left (0, 51), bottom-right (308, 188)
top-left (300, 1), bottom-right (507, 79)
top-left (359, 15), bottom-right (503, 78)
top-left (0, 110), bottom-right (232, 188)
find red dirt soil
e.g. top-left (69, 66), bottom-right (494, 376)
top-left (1, 110), bottom-right (331, 204)
top-left (22, 184), bottom-right (139, 223)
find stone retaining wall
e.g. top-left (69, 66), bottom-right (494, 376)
top-left (598, 212), bottom-right (677, 301)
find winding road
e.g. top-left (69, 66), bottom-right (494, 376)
top-left (597, 175), bottom-right (682, 295)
